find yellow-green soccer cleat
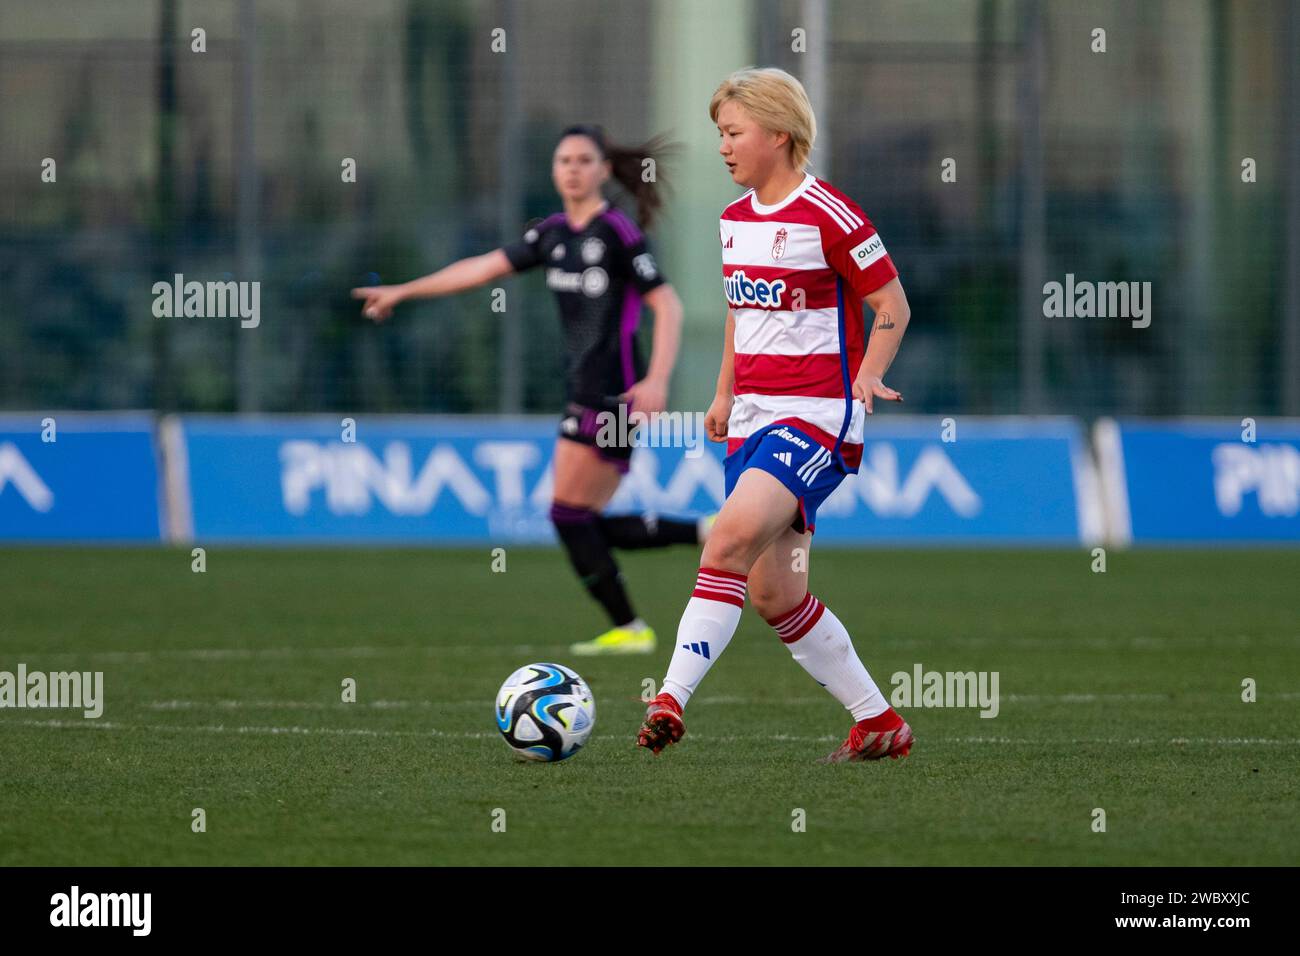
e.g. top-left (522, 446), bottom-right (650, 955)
top-left (569, 622), bottom-right (656, 656)
top-left (698, 512), bottom-right (719, 544)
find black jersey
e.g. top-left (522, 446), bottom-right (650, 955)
top-left (501, 205), bottom-right (666, 407)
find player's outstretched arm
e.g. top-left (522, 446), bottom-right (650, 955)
top-left (351, 249), bottom-right (516, 323)
top-left (854, 277), bottom-right (911, 413)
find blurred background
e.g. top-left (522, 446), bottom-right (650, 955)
top-left (3, 0), bottom-right (1297, 422)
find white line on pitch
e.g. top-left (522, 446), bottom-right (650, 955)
top-left (7, 719), bottom-right (1300, 747)
top-left (142, 691), bottom-right (1300, 711)
top-left (2, 645), bottom-right (547, 662)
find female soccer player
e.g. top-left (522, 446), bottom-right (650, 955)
top-left (353, 124), bottom-right (709, 656)
top-left (637, 68), bottom-right (916, 762)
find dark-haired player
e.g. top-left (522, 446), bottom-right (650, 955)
top-left (354, 125), bottom-right (711, 656)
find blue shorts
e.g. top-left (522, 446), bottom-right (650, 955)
top-left (723, 424), bottom-right (849, 535)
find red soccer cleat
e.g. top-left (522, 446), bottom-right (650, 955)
top-left (636, 692), bottom-right (685, 754)
top-left (819, 708), bottom-right (914, 763)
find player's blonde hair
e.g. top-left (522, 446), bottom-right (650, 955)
top-left (709, 67), bottom-right (817, 171)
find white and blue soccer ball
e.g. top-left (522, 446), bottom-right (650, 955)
top-left (494, 663), bottom-right (595, 762)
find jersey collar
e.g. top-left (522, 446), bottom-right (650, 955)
top-left (565, 200), bottom-right (610, 232)
top-left (748, 172), bottom-right (814, 215)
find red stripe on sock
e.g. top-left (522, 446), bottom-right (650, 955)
top-left (692, 586), bottom-right (746, 608)
top-left (693, 567), bottom-right (747, 607)
top-left (698, 566), bottom-right (747, 582)
top-left (767, 592), bottom-right (826, 643)
top-left (767, 592), bottom-right (813, 627)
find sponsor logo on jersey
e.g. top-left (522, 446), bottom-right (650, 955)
top-left (544, 266), bottom-right (609, 297)
top-left (723, 270), bottom-right (787, 308)
top-left (771, 227), bottom-right (788, 261)
top-left (581, 237), bottom-right (605, 264)
top-left (632, 253), bottom-right (658, 282)
top-left (720, 223), bottom-right (734, 248)
top-left (580, 266), bottom-right (608, 297)
top-left (849, 233), bottom-right (886, 270)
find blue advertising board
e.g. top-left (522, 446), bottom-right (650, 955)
top-left (1098, 418), bottom-right (1300, 543)
top-left (0, 413), bottom-right (163, 541)
top-left (171, 414), bottom-right (1097, 546)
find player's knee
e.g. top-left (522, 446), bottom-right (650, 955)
top-left (748, 585), bottom-right (804, 620)
top-left (700, 526), bottom-right (759, 573)
top-left (549, 500), bottom-right (595, 527)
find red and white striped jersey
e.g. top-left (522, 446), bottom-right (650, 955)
top-left (720, 172), bottom-right (898, 471)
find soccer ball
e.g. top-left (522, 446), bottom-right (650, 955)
top-left (494, 662), bottom-right (596, 762)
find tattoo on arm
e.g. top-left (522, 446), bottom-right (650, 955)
top-left (875, 311), bottom-right (895, 331)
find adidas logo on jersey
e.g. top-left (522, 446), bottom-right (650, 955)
top-left (773, 451), bottom-right (793, 467)
top-left (723, 269), bottom-right (787, 308)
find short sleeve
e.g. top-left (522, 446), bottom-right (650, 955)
top-left (617, 232), bottom-right (667, 296)
top-left (501, 220), bottom-right (546, 273)
top-left (822, 199), bottom-right (899, 300)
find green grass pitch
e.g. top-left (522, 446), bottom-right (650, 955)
top-left (1, 546), bottom-right (1297, 866)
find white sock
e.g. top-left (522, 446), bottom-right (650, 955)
top-left (767, 593), bottom-right (888, 721)
top-left (660, 566), bottom-right (747, 709)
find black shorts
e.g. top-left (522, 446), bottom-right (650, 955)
top-left (558, 400), bottom-right (640, 474)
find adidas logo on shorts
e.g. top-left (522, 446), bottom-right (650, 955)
top-left (796, 447), bottom-right (833, 485)
top-left (773, 451), bottom-right (793, 467)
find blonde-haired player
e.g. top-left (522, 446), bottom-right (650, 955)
top-left (638, 68), bottom-right (915, 762)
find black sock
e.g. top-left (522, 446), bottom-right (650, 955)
top-left (597, 513), bottom-right (699, 550)
top-left (550, 502), bottom-right (637, 627)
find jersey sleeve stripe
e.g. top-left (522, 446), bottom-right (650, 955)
top-left (602, 208), bottom-right (642, 246)
top-left (807, 184), bottom-right (864, 229)
top-left (803, 190), bottom-right (856, 234)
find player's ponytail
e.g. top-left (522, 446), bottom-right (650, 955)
top-left (556, 124), bottom-right (678, 230)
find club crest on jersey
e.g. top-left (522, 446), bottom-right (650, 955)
top-left (581, 237), bottom-right (605, 264)
top-left (723, 270), bottom-right (787, 308)
top-left (771, 227), bottom-right (788, 261)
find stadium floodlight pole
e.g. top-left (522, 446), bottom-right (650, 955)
top-left (152, 0), bottom-right (178, 413)
top-left (801, 0), bottom-right (829, 178)
top-left (1283, 0), bottom-right (1300, 416)
top-left (234, 0), bottom-right (262, 412)
top-left (497, 0), bottom-right (524, 415)
top-left (1015, 0), bottom-right (1046, 415)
